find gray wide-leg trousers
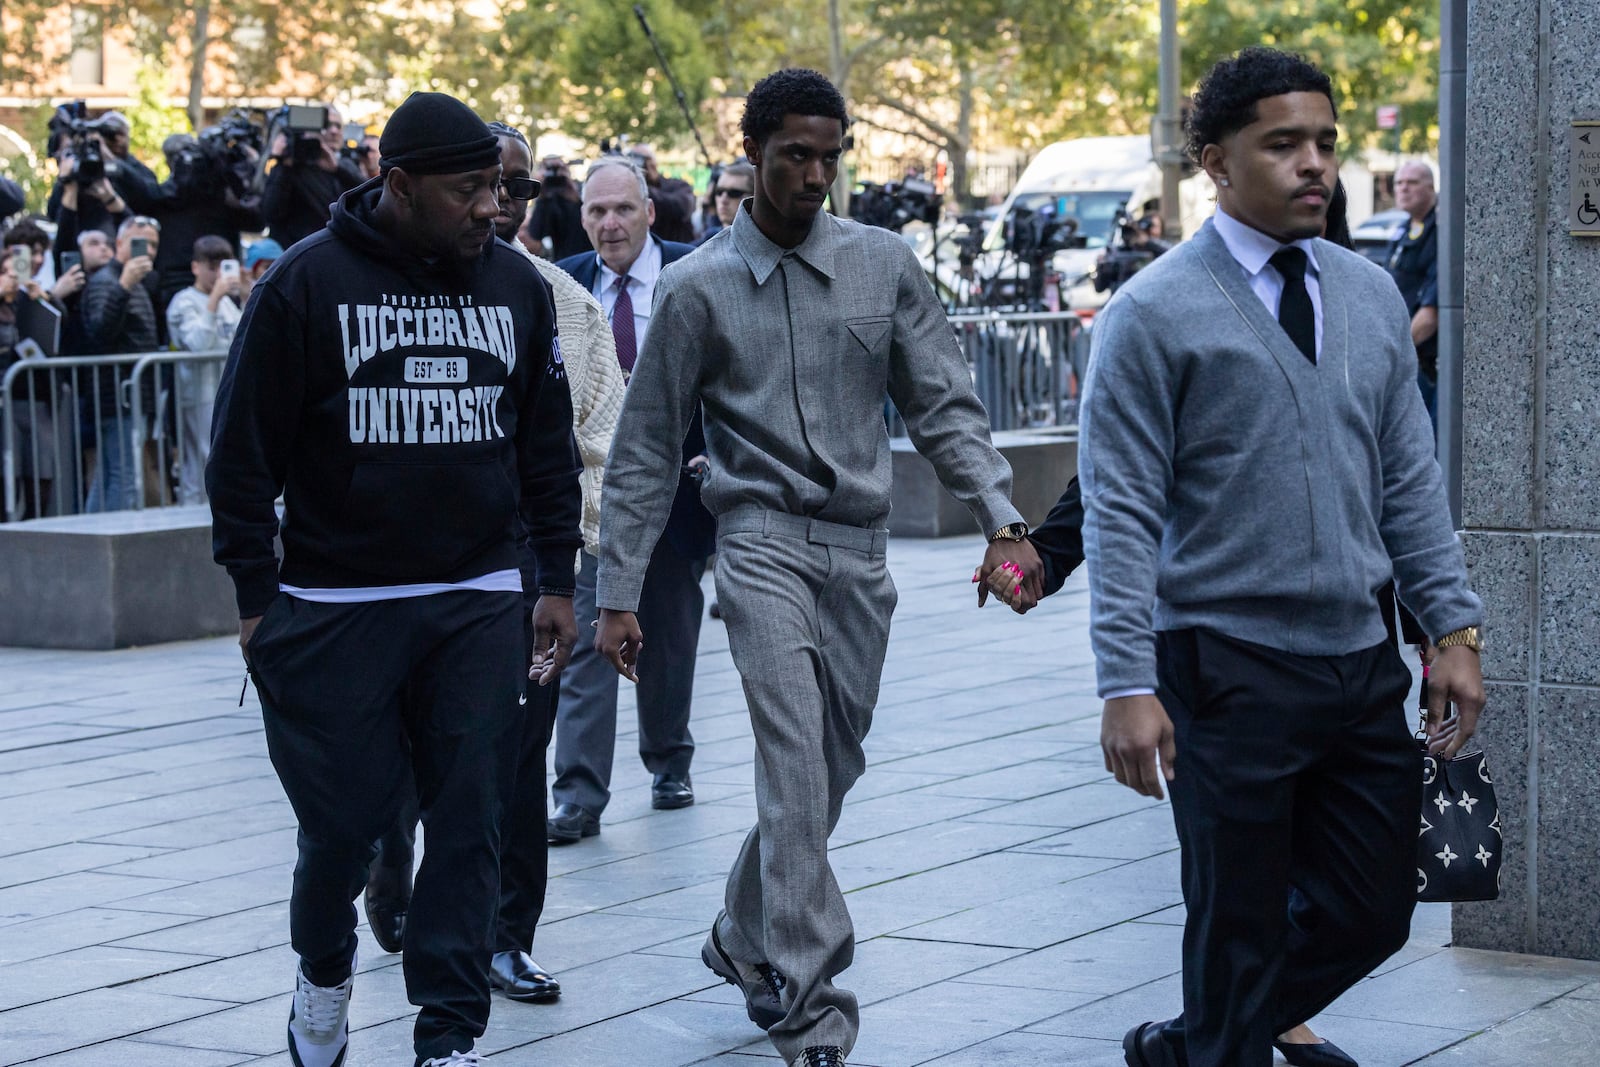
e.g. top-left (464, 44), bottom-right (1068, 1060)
top-left (711, 507), bottom-right (896, 1064)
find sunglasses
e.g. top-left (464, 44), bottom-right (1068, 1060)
top-left (129, 216), bottom-right (162, 232)
top-left (499, 176), bottom-right (541, 201)
top-left (714, 187), bottom-right (751, 199)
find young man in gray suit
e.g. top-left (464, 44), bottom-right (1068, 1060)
top-left (592, 69), bottom-right (1042, 1067)
top-left (1079, 48), bottom-right (1487, 1067)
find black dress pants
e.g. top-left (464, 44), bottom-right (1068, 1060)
top-left (249, 591), bottom-right (523, 1063)
top-left (1153, 628), bottom-right (1421, 1067)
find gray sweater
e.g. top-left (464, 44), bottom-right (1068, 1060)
top-left (1079, 219), bottom-right (1482, 696)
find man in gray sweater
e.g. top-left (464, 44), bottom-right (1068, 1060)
top-left (1080, 48), bottom-right (1486, 1067)
top-left (592, 69), bottom-right (1040, 1067)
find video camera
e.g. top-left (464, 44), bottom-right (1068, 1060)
top-left (850, 177), bottom-right (941, 233)
top-left (265, 104), bottom-right (333, 165)
top-left (173, 109), bottom-right (266, 198)
top-left (1004, 199), bottom-right (1088, 261)
top-left (46, 101), bottom-right (120, 185)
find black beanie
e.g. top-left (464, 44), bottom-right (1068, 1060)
top-left (379, 91), bottom-right (501, 175)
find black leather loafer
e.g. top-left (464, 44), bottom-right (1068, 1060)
top-left (651, 774), bottom-right (695, 810)
top-left (489, 950), bottom-right (561, 1002)
top-left (363, 861), bottom-right (412, 954)
top-left (1123, 1020), bottom-right (1181, 1067)
top-left (547, 803), bottom-right (600, 844)
top-left (1274, 1038), bottom-right (1359, 1067)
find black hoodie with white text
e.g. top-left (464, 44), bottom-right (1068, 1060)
top-left (206, 177), bottom-right (583, 618)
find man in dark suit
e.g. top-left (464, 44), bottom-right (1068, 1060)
top-left (547, 156), bottom-right (715, 842)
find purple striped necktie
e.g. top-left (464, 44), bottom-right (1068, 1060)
top-left (612, 275), bottom-right (636, 373)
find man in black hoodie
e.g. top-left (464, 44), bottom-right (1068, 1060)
top-left (206, 92), bottom-right (582, 1067)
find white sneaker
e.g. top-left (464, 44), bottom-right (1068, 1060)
top-left (420, 1052), bottom-right (483, 1067)
top-left (287, 961), bottom-right (353, 1067)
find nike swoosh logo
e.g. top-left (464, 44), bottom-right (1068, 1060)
top-left (518, 693), bottom-right (528, 706)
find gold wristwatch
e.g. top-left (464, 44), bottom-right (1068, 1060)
top-left (990, 522), bottom-right (1029, 541)
top-left (1435, 626), bottom-right (1484, 653)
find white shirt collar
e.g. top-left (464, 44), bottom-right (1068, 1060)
top-left (1212, 206), bottom-right (1321, 280)
top-left (597, 234), bottom-right (662, 294)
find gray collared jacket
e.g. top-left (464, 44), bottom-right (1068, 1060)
top-left (595, 206), bottom-right (1022, 611)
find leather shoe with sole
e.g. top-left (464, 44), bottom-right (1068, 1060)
top-left (488, 950), bottom-right (561, 1003)
top-left (1123, 1019), bottom-right (1181, 1067)
top-left (546, 803), bottom-right (599, 844)
top-left (1275, 1037), bottom-right (1358, 1067)
top-left (651, 774), bottom-right (694, 810)
top-left (363, 861), bottom-right (411, 955)
top-left (701, 911), bottom-right (785, 1030)
top-left (797, 1047), bottom-right (845, 1067)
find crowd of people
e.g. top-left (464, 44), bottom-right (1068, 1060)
top-left (4, 47), bottom-right (1477, 1067)
top-left (0, 99), bottom-right (740, 520)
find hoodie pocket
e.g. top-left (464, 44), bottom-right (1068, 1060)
top-left (334, 457), bottom-right (517, 578)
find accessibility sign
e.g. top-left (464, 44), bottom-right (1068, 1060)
top-left (1573, 120), bottom-right (1600, 236)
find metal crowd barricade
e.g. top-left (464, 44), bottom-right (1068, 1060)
top-left (890, 310), bottom-right (1089, 437)
top-left (1, 349), bottom-right (227, 523)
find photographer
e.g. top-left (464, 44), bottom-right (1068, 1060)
top-left (1092, 205), bottom-right (1173, 296)
top-left (146, 132), bottom-right (264, 313)
top-left (527, 155), bottom-right (589, 260)
top-left (261, 103), bottom-right (364, 249)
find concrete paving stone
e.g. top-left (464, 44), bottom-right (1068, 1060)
top-left (1008, 805), bottom-right (1179, 860)
top-left (0, 944), bottom-right (219, 1011)
top-left (483, 947), bottom-right (724, 1035)
top-left (0, 840), bottom-right (176, 888)
top-left (21, 1040), bottom-right (253, 1066)
top-left (958, 919), bottom-right (1184, 996)
top-left (82, 718), bottom-right (264, 754)
top-left (828, 820), bottom-right (1060, 893)
top-left (553, 831), bottom-right (748, 901)
top-left (850, 979), bottom-right (1098, 1067)
top-left (917, 759), bottom-right (1111, 802)
top-left (845, 851), bottom-right (1125, 921)
top-left (0, 722), bottom-right (133, 752)
top-left (122, 943), bottom-right (303, 1004)
top-left (483, 997), bottom-right (758, 1067)
top-left (1413, 994), bottom-right (1599, 1062)
top-left (0, 757), bottom-right (147, 800)
top-left (1286, 1013), bottom-right (1475, 1066)
top-left (898, 859), bottom-right (1184, 950)
top-left (1324, 947), bottom-right (1600, 1031)
top-left (1568, 981), bottom-right (1600, 999)
top-left (599, 876), bottom-right (727, 924)
top-left (0, 870), bottom-right (192, 928)
top-left (0, 906), bottom-right (201, 965)
top-left (872, 735), bottom-right (1084, 778)
top-left (920, 1030), bottom-right (1127, 1067)
top-left (75, 774), bottom-right (286, 824)
top-left (109, 901), bottom-right (291, 957)
top-left (84, 731), bottom-right (270, 771)
top-left (89, 801), bottom-right (297, 852)
top-left (961, 780), bottom-right (1167, 830)
top-left (1022, 972), bottom-right (1183, 1040)
top-left (593, 803), bottom-right (760, 857)
top-left (529, 910), bottom-right (710, 973)
top-left (92, 827), bottom-right (298, 884)
top-left (830, 790), bottom-right (1012, 847)
top-left (0, 987), bottom-right (236, 1065)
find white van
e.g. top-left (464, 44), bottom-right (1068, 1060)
top-left (978, 135), bottom-right (1215, 311)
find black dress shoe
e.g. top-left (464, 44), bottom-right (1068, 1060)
top-left (488, 950), bottom-right (561, 1002)
top-left (546, 802), bottom-right (600, 844)
top-left (797, 1047), bottom-right (845, 1067)
top-left (1123, 1020), bottom-right (1181, 1067)
top-left (651, 774), bottom-right (694, 810)
top-left (701, 912), bottom-right (786, 1031)
top-left (364, 861), bottom-right (412, 954)
top-left (1274, 1038), bottom-right (1358, 1067)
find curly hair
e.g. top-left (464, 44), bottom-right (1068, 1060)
top-left (1185, 47), bottom-right (1336, 161)
top-left (741, 68), bottom-right (849, 148)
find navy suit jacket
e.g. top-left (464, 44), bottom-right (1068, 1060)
top-left (557, 236), bottom-right (715, 560)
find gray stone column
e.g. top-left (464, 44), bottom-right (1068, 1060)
top-left (1455, 0), bottom-right (1600, 959)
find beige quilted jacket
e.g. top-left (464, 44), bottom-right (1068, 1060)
top-left (518, 244), bottom-right (624, 557)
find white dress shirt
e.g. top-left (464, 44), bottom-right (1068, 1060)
top-left (1211, 205), bottom-right (1324, 360)
top-left (595, 236), bottom-right (663, 351)
top-left (1103, 207), bottom-right (1327, 702)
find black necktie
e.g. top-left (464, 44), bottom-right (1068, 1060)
top-left (1269, 247), bottom-right (1316, 364)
